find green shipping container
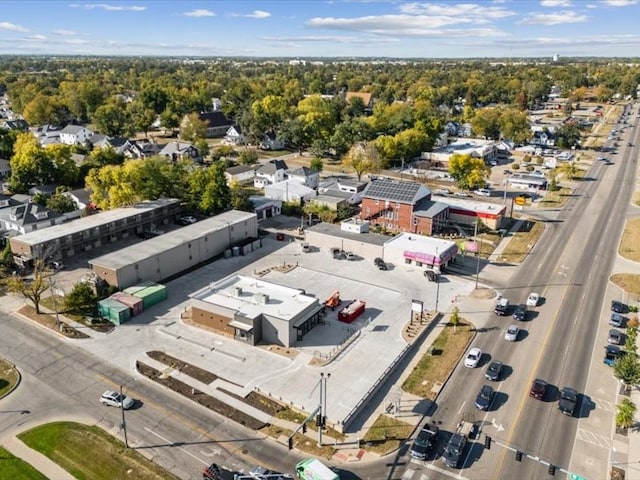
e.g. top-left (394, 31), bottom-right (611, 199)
top-left (98, 298), bottom-right (131, 325)
top-left (129, 283), bottom-right (167, 310)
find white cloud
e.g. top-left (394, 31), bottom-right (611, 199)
top-left (0, 21), bottom-right (29, 32)
top-left (399, 2), bottom-right (516, 19)
top-left (540, 0), bottom-right (572, 6)
top-left (520, 10), bottom-right (588, 24)
top-left (246, 10), bottom-right (271, 18)
top-left (602, 0), bottom-right (638, 6)
top-left (26, 34), bottom-right (47, 41)
top-left (263, 35), bottom-right (400, 44)
top-left (69, 3), bottom-right (146, 11)
top-left (183, 9), bottom-right (215, 17)
top-left (64, 38), bottom-right (89, 45)
top-left (52, 29), bottom-right (77, 36)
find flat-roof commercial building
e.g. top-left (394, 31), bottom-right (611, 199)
top-left (10, 198), bottom-right (181, 266)
top-left (190, 274), bottom-right (324, 347)
top-left (89, 210), bottom-right (258, 289)
top-left (431, 196), bottom-right (507, 231)
top-left (384, 233), bottom-right (458, 274)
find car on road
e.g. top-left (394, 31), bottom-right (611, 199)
top-left (178, 215), bottom-right (198, 225)
top-left (442, 433), bottom-right (466, 468)
top-left (558, 387), bottom-right (578, 416)
top-left (473, 188), bottom-right (491, 197)
top-left (374, 257), bottom-right (388, 270)
top-left (512, 304), bottom-right (527, 321)
top-left (100, 390), bottom-right (134, 409)
top-left (454, 191), bottom-right (471, 197)
top-left (610, 313), bottom-right (625, 328)
top-left (526, 292), bottom-right (540, 307)
top-left (608, 329), bottom-right (624, 345)
top-left (475, 385), bottom-right (495, 411)
top-left (464, 347), bottom-right (482, 368)
top-left (611, 300), bottom-right (626, 313)
top-left (249, 466), bottom-right (292, 480)
top-left (504, 325), bottom-right (520, 342)
top-left (529, 379), bottom-right (548, 401)
top-left (495, 297), bottom-right (510, 316)
top-left (410, 423), bottom-right (439, 460)
top-left (485, 360), bottom-right (503, 381)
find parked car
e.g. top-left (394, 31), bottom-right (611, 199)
top-left (464, 347), bottom-right (482, 368)
top-left (485, 360), bottom-right (503, 381)
top-left (100, 390), bottom-right (134, 409)
top-left (610, 313), bottom-right (625, 328)
top-left (495, 297), bottom-right (510, 316)
top-left (604, 345), bottom-right (623, 366)
top-left (178, 215), bottom-right (197, 225)
top-left (331, 248), bottom-right (346, 260)
top-left (608, 329), bottom-right (624, 345)
top-left (345, 251), bottom-right (357, 261)
top-left (504, 325), bottom-right (520, 342)
top-left (529, 379), bottom-right (548, 400)
top-left (611, 300), bottom-right (626, 313)
top-left (424, 269), bottom-right (438, 282)
top-left (475, 385), bottom-right (495, 411)
top-left (512, 304), bottom-right (527, 321)
top-left (433, 188), bottom-right (452, 195)
top-left (558, 387), bottom-right (578, 416)
top-left (473, 188), bottom-right (491, 197)
top-left (410, 423), bottom-right (439, 460)
top-left (526, 292), bottom-right (540, 307)
top-left (374, 257), bottom-right (388, 270)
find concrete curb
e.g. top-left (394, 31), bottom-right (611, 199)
top-left (0, 359), bottom-right (21, 401)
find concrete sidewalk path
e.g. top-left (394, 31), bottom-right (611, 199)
top-left (3, 436), bottom-right (76, 480)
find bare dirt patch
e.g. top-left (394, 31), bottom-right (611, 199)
top-left (610, 274), bottom-right (640, 298)
top-left (18, 305), bottom-right (89, 339)
top-left (470, 287), bottom-right (497, 300)
top-left (147, 351), bottom-right (219, 384)
top-left (136, 361), bottom-right (267, 430)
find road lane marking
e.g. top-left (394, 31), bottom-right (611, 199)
top-left (457, 401), bottom-right (466, 415)
top-left (144, 427), bottom-right (209, 466)
top-left (425, 463), bottom-right (471, 480)
top-left (575, 428), bottom-right (612, 449)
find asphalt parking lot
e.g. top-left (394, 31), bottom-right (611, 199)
top-left (60, 229), bottom-right (475, 432)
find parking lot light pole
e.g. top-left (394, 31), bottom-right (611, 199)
top-left (120, 385), bottom-right (128, 448)
top-left (474, 220), bottom-right (481, 289)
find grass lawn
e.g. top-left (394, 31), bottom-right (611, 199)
top-left (0, 446), bottom-right (48, 480)
top-left (498, 220), bottom-right (545, 264)
top-left (274, 406), bottom-right (345, 440)
top-left (0, 358), bottom-right (19, 398)
top-left (402, 321), bottom-right (474, 400)
top-left (610, 274), bottom-right (640, 297)
top-left (619, 217), bottom-right (640, 262)
top-left (362, 415), bottom-right (415, 455)
top-left (18, 422), bottom-right (178, 480)
top-left (539, 187), bottom-right (573, 209)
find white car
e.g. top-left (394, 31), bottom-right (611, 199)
top-left (505, 325), bottom-right (520, 342)
top-left (100, 390), bottom-right (134, 410)
top-left (473, 188), bottom-right (491, 197)
top-left (526, 293), bottom-right (540, 307)
top-left (179, 216), bottom-right (197, 225)
top-left (464, 347), bottom-right (482, 368)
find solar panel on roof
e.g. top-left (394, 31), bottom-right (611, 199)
top-left (365, 179), bottom-right (420, 203)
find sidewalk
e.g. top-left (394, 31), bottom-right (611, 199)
top-left (2, 436), bottom-right (75, 480)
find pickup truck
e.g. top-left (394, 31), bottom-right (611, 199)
top-left (442, 421), bottom-right (474, 468)
top-left (410, 423), bottom-right (439, 460)
top-left (604, 345), bottom-right (623, 366)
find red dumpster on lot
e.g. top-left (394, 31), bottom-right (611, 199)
top-left (338, 300), bottom-right (366, 323)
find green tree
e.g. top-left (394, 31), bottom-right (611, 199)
top-left (187, 162), bottom-right (230, 215)
top-left (499, 108), bottom-right (531, 144)
top-left (310, 157), bottom-right (324, 172)
top-left (251, 95), bottom-right (289, 137)
top-left (88, 146), bottom-right (125, 166)
top-left (616, 398), bottom-right (636, 430)
top-left (555, 122), bottom-right (582, 148)
top-left (180, 112), bottom-right (208, 143)
top-left (238, 150), bottom-right (258, 165)
top-left (65, 281), bottom-right (97, 314)
top-left (46, 143), bottom-right (79, 187)
top-left (471, 108), bottom-right (502, 139)
top-left (450, 306), bottom-right (460, 332)
top-left (127, 100), bottom-right (156, 137)
top-left (0, 128), bottom-right (18, 160)
top-left (9, 132), bottom-right (54, 193)
top-left (342, 143), bottom-right (380, 181)
top-left (614, 352), bottom-right (640, 391)
top-left (47, 190), bottom-right (77, 213)
top-left (4, 259), bottom-right (50, 314)
top-left (229, 182), bottom-right (254, 212)
top-left (279, 117), bottom-right (309, 154)
top-left (22, 93), bottom-right (68, 126)
top-left (448, 153), bottom-right (491, 190)
top-left (92, 98), bottom-right (131, 137)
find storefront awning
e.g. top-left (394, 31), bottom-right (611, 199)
top-left (228, 320), bottom-right (253, 332)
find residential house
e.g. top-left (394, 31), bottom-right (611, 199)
top-left (28, 184), bottom-right (58, 197)
top-left (254, 159), bottom-right (288, 188)
top-left (259, 132), bottom-right (285, 150)
top-left (250, 195), bottom-right (282, 220)
top-left (90, 135), bottom-right (133, 155)
top-left (0, 193), bottom-right (22, 211)
top-left (422, 138), bottom-right (497, 169)
top-left (0, 202), bottom-right (64, 235)
top-left (184, 111), bottom-right (233, 138)
top-left (0, 158), bottom-right (10, 179)
top-left (309, 191), bottom-right (349, 211)
top-left (1, 119), bottom-right (29, 131)
top-left (59, 125), bottom-right (94, 145)
top-left (125, 139), bottom-right (161, 159)
top-left (159, 141), bottom-right (202, 163)
top-left (531, 128), bottom-right (556, 147)
top-left (223, 125), bottom-right (246, 146)
top-left (264, 180), bottom-right (316, 204)
top-left (360, 178), bottom-right (449, 236)
top-left (32, 124), bottom-right (61, 146)
top-left (63, 188), bottom-right (93, 211)
top-left (287, 166), bottom-right (319, 189)
top-left (345, 91), bottom-right (374, 113)
top-left (225, 165), bottom-right (256, 186)
top-left (318, 178), bottom-right (367, 204)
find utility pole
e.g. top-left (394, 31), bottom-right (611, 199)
top-left (474, 219), bottom-right (481, 289)
top-left (120, 385), bottom-right (128, 448)
top-left (318, 373), bottom-right (323, 447)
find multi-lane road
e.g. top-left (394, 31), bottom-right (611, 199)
top-left (400, 105), bottom-right (639, 480)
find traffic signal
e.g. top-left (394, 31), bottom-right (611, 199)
top-left (515, 451), bottom-right (523, 462)
top-left (288, 437), bottom-right (293, 450)
top-left (316, 414), bottom-right (322, 427)
top-left (302, 422), bottom-right (307, 434)
top-left (548, 464), bottom-right (556, 476)
top-left (484, 435), bottom-right (491, 450)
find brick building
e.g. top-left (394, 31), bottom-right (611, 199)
top-left (360, 178), bottom-right (449, 236)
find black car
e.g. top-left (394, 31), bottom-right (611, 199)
top-left (558, 387), bottom-right (578, 416)
top-left (374, 257), bottom-right (388, 270)
top-left (512, 304), bottom-right (527, 321)
top-left (442, 433), bottom-right (466, 468)
top-left (529, 378), bottom-right (548, 400)
top-left (611, 300), bottom-right (626, 313)
top-left (331, 248), bottom-right (346, 260)
top-left (474, 385), bottom-right (495, 411)
top-left (485, 360), bottom-right (503, 381)
top-left (424, 269), bottom-right (438, 282)
top-left (410, 423), bottom-right (439, 460)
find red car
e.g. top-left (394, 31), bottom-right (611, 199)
top-left (529, 379), bottom-right (548, 400)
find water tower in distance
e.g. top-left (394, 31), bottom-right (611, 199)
top-left (552, 53), bottom-right (560, 62)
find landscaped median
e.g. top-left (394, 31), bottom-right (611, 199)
top-left (0, 357), bottom-right (20, 399)
top-left (17, 422), bottom-right (178, 480)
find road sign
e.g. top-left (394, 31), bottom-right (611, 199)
top-left (569, 474), bottom-right (587, 480)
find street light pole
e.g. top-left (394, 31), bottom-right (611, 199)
top-left (434, 247), bottom-right (440, 312)
top-left (120, 385), bottom-right (128, 448)
top-left (474, 219), bottom-right (481, 290)
top-left (318, 373), bottom-right (323, 447)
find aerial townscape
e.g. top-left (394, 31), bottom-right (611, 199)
top-left (1, 1), bottom-right (640, 480)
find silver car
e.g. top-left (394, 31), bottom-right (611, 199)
top-left (505, 325), bottom-right (519, 342)
top-left (100, 390), bottom-right (134, 410)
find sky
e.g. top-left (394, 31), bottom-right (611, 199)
top-left (0, 0), bottom-right (639, 58)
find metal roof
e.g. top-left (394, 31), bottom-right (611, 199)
top-left (362, 178), bottom-right (431, 204)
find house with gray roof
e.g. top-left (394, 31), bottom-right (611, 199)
top-left (254, 159), bottom-right (288, 188)
top-left (0, 202), bottom-right (64, 235)
top-left (287, 166), bottom-right (319, 189)
top-left (59, 125), bottom-right (94, 145)
top-left (159, 141), bottom-right (202, 163)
